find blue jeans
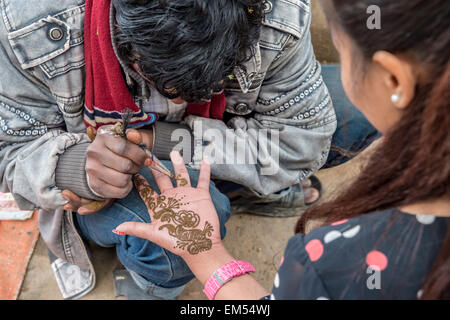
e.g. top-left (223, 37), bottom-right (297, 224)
top-left (75, 161), bottom-right (231, 298)
top-left (215, 65), bottom-right (380, 194)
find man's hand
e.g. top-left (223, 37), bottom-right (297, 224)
top-left (85, 128), bottom-right (153, 199)
top-left (62, 190), bottom-right (113, 215)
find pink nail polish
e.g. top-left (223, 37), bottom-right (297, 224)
top-left (112, 229), bottom-right (125, 236)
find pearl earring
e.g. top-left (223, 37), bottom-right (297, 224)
top-left (391, 94), bottom-right (400, 104)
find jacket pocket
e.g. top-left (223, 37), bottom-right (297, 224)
top-left (7, 5), bottom-right (85, 116)
top-left (7, 5), bottom-right (85, 76)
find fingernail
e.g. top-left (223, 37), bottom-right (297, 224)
top-left (203, 156), bottom-right (210, 165)
top-left (78, 208), bottom-right (87, 214)
top-left (112, 229), bottom-right (125, 236)
top-left (171, 151), bottom-right (183, 164)
top-left (144, 158), bottom-right (153, 166)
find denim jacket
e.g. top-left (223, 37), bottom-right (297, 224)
top-left (0, 0), bottom-right (335, 298)
top-left (184, 0), bottom-right (337, 195)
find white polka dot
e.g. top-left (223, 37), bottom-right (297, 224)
top-left (317, 296), bottom-right (329, 300)
top-left (343, 225), bottom-right (361, 238)
top-left (324, 230), bottom-right (342, 243)
top-left (274, 273), bottom-right (280, 288)
top-left (270, 294), bottom-right (276, 300)
top-left (417, 290), bottom-right (423, 299)
top-left (416, 215), bottom-right (436, 225)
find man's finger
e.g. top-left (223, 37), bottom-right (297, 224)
top-left (125, 129), bottom-right (143, 145)
top-left (301, 179), bottom-right (312, 188)
top-left (95, 166), bottom-right (133, 189)
top-left (113, 222), bottom-right (153, 241)
top-left (87, 146), bottom-right (141, 174)
top-left (62, 189), bottom-right (102, 212)
top-left (78, 200), bottom-right (111, 215)
top-left (63, 203), bottom-right (76, 211)
top-left (88, 174), bottom-right (133, 199)
top-left (62, 190), bottom-right (92, 208)
top-left (104, 135), bottom-right (149, 167)
top-left (86, 126), bottom-right (97, 141)
top-left (62, 190), bottom-right (82, 207)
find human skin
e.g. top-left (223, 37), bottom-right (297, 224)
top-left (115, 151), bottom-right (269, 299)
top-left (62, 128), bottom-right (153, 214)
top-left (113, 15), bottom-right (450, 299)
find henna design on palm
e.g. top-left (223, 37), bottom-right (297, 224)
top-left (134, 174), bottom-right (213, 255)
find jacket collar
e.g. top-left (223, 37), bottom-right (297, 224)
top-left (233, 43), bottom-right (262, 94)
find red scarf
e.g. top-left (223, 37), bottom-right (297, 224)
top-left (84, 0), bottom-right (156, 130)
top-left (83, 0), bottom-right (226, 131)
top-left (185, 91), bottom-right (226, 120)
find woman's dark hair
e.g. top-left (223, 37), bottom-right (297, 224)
top-left (112, 0), bottom-right (263, 102)
top-left (296, 0), bottom-right (450, 299)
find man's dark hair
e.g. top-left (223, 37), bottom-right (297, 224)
top-left (112, 0), bottom-right (263, 102)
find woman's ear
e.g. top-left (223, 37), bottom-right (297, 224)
top-left (372, 51), bottom-right (417, 109)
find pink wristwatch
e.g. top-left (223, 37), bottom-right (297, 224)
top-left (203, 260), bottom-right (255, 300)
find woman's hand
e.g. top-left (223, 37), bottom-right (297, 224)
top-left (115, 151), bottom-right (269, 300)
top-left (114, 151), bottom-right (222, 260)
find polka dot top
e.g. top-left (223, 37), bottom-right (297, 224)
top-left (270, 209), bottom-right (449, 300)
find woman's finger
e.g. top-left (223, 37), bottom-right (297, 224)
top-left (133, 174), bottom-right (160, 217)
top-left (148, 165), bottom-right (174, 193)
top-left (170, 151), bottom-right (191, 187)
top-left (197, 157), bottom-right (211, 190)
top-left (113, 221), bottom-right (154, 240)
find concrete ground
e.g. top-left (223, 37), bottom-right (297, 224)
top-left (17, 2), bottom-right (360, 300)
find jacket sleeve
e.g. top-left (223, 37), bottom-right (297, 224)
top-left (184, 14), bottom-right (337, 195)
top-left (0, 70), bottom-right (99, 211)
top-left (0, 126), bottom-right (93, 211)
top-left (0, 7), bottom-right (99, 210)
